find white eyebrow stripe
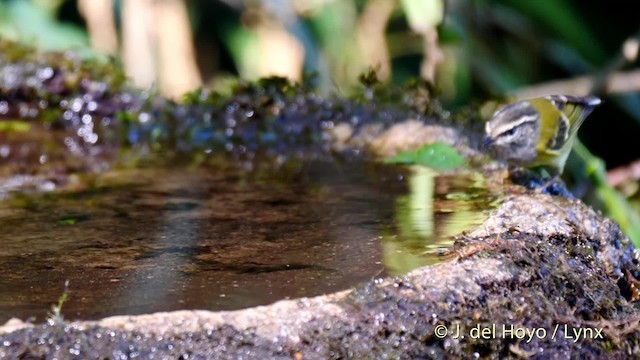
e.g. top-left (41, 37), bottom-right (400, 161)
top-left (485, 121), bottom-right (492, 134)
top-left (494, 114), bottom-right (538, 134)
top-left (545, 95), bottom-right (567, 103)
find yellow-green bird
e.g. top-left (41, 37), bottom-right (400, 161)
top-left (484, 95), bottom-right (601, 177)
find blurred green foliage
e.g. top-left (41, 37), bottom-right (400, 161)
top-left (571, 140), bottom-right (640, 244)
top-left (0, 0), bottom-right (87, 50)
top-left (1, 0), bottom-right (637, 107)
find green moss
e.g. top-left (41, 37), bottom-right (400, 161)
top-left (0, 120), bottom-right (31, 133)
top-left (0, 38), bottom-right (486, 185)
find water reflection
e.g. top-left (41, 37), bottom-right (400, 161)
top-left (382, 167), bottom-right (492, 275)
top-left (0, 162), bottom-right (496, 322)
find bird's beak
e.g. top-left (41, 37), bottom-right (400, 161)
top-left (482, 137), bottom-right (494, 149)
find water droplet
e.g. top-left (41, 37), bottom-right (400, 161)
top-left (71, 98), bottom-right (83, 112)
top-left (0, 145), bottom-right (10, 158)
top-left (37, 67), bottom-right (54, 80)
top-left (87, 101), bottom-right (98, 112)
top-left (139, 113), bottom-right (150, 123)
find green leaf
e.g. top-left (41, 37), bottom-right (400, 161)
top-left (384, 142), bottom-right (464, 170)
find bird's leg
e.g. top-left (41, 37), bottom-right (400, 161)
top-left (537, 174), bottom-right (560, 192)
top-left (534, 169), bottom-right (573, 197)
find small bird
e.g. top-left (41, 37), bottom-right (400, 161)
top-left (484, 95), bottom-right (601, 177)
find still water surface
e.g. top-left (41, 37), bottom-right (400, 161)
top-left (0, 161), bottom-right (492, 323)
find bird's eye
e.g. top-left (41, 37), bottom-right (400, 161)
top-left (502, 128), bottom-right (516, 137)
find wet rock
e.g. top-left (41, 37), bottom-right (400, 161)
top-left (1, 39), bottom-right (481, 195)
